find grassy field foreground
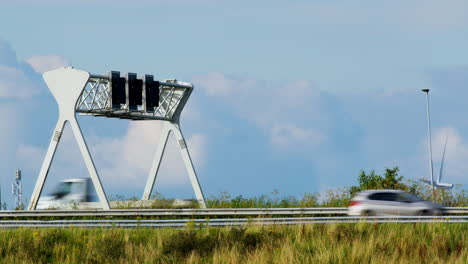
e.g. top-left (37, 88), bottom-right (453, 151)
top-left (0, 223), bottom-right (466, 263)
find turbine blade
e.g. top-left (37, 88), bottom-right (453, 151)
top-left (438, 182), bottom-right (454, 189)
top-left (438, 136), bottom-right (448, 183)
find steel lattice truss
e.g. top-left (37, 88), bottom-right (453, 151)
top-left (75, 76), bottom-right (193, 121)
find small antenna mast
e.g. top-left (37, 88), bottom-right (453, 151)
top-left (12, 170), bottom-right (22, 209)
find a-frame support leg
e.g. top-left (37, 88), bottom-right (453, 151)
top-left (29, 117), bottom-right (110, 210)
top-left (142, 122), bottom-right (171, 200)
top-left (69, 117), bottom-right (110, 210)
top-left (142, 121), bottom-right (207, 208)
top-left (171, 123), bottom-right (206, 208)
top-left (28, 118), bottom-right (66, 210)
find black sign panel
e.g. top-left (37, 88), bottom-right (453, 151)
top-left (110, 71), bottom-right (126, 110)
top-left (144, 75), bottom-right (160, 112)
top-left (127, 73), bottom-right (143, 111)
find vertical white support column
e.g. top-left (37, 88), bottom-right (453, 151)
top-left (170, 123), bottom-right (206, 208)
top-left (28, 118), bottom-right (67, 210)
top-left (142, 122), bottom-right (171, 200)
top-left (69, 117), bottom-right (110, 210)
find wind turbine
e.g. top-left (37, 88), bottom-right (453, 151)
top-left (421, 89), bottom-right (454, 190)
top-left (421, 136), bottom-right (454, 189)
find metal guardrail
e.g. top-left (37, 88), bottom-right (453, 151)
top-left (0, 207), bottom-right (466, 218)
top-left (0, 216), bottom-right (466, 228)
top-left (0, 208), bottom-right (346, 217)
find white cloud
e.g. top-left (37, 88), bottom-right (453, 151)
top-left (0, 65), bottom-right (39, 98)
top-left (26, 55), bottom-right (71, 74)
top-left (277, 80), bottom-right (320, 109)
top-left (270, 123), bottom-right (326, 150)
top-left (194, 72), bottom-right (331, 150)
top-left (93, 122), bottom-right (207, 189)
top-left (185, 133), bottom-right (206, 167)
top-left (0, 39), bottom-right (48, 207)
top-left (0, 40), bottom-right (44, 99)
top-left (195, 72), bottom-right (234, 96)
top-left (0, 39), bottom-right (19, 68)
top-left (0, 104), bottom-right (23, 162)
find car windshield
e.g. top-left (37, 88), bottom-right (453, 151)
top-left (52, 182), bottom-right (73, 198)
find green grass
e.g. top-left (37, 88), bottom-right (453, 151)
top-left (0, 223), bottom-right (465, 263)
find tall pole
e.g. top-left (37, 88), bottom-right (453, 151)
top-left (421, 89), bottom-right (435, 196)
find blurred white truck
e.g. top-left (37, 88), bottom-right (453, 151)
top-left (36, 178), bottom-right (196, 209)
top-left (36, 178), bottom-right (100, 210)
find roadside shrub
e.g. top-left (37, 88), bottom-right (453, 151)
top-left (162, 230), bottom-right (216, 259)
top-left (87, 230), bottom-right (125, 263)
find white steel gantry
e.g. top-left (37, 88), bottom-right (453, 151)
top-left (28, 67), bottom-right (206, 210)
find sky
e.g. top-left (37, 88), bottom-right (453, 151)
top-left (0, 0), bottom-right (468, 208)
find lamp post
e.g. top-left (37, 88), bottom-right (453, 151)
top-left (421, 89), bottom-right (435, 197)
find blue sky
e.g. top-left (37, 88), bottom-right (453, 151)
top-left (0, 0), bottom-right (467, 208)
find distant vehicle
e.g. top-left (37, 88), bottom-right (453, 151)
top-left (348, 190), bottom-right (442, 216)
top-left (37, 178), bottom-right (197, 210)
top-left (36, 178), bottom-right (100, 210)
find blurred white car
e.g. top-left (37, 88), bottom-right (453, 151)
top-left (348, 190), bottom-right (442, 216)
